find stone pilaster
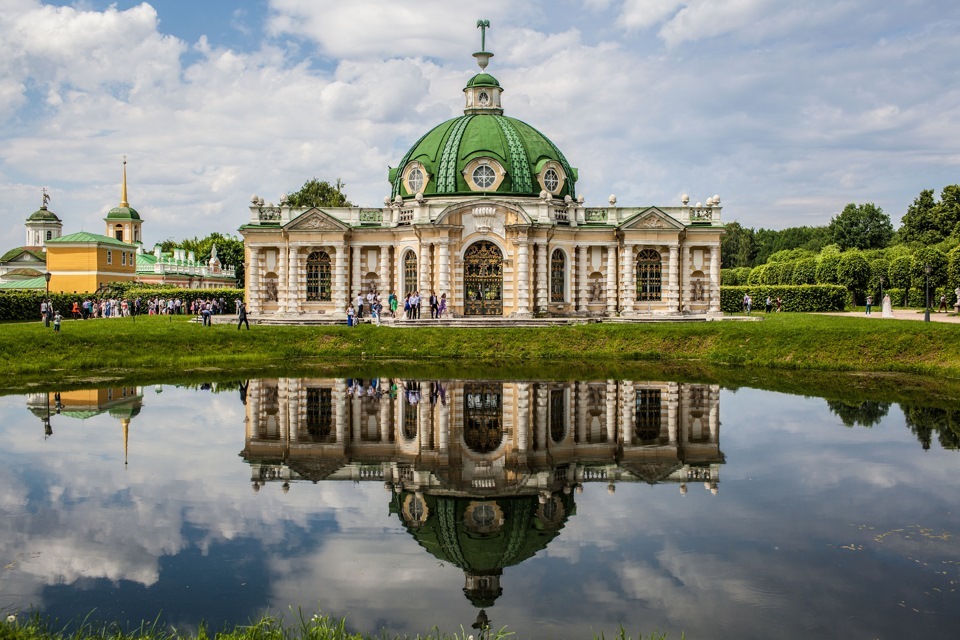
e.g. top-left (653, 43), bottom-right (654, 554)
top-left (577, 245), bottom-right (589, 313)
top-left (605, 244), bottom-right (617, 316)
top-left (709, 245), bottom-right (721, 313)
top-left (334, 243), bottom-right (347, 315)
top-left (668, 244), bottom-right (679, 312)
top-left (517, 237), bottom-right (531, 316)
top-left (276, 244), bottom-right (287, 316)
top-left (536, 243), bottom-right (548, 313)
top-left (680, 245), bottom-right (690, 312)
top-left (248, 247), bottom-right (261, 314)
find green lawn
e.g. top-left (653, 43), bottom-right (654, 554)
top-left (2, 313), bottom-right (959, 393)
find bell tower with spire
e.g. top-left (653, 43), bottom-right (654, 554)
top-left (104, 156), bottom-right (143, 245)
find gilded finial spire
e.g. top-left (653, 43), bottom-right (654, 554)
top-left (120, 155), bottom-right (129, 208)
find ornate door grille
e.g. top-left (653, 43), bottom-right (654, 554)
top-left (463, 241), bottom-right (503, 316)
top-left (464, 382), bottom-right (503, 453)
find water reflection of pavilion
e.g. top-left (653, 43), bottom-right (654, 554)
top-left (26, 387), bottom-right (143, 454)
top-left (241, 378), bottom-right (723, 626)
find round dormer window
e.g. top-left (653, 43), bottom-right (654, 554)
top-left (544, 168), bottom-right (560, 192)
top-left (472, 165), bottom-right (496, 189)
top-left (408, 167), bottom-right (424, 193)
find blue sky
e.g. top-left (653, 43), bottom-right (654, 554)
top-left (2, 0), bottom-right (959, 250)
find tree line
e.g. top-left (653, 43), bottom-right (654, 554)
top-left (721, 185), bottom-right (960, 307)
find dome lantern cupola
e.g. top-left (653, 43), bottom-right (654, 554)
top-left (464, 19), bottom-right (503, 115)
top-left (388, 19), bottom-right (578, 202)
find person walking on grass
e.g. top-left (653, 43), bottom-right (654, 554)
top-left (237, 301), bottom-right (249, 330)
top-left (53, 311), bottom-right (62, 333)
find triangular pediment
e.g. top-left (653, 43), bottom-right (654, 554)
top-left (620, 208), bottom-right (685, 231)
top-left (284, 208), bottom-right (350, 232)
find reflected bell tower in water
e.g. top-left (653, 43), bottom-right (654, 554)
top-left (241, 378), bottom-right (723, 621)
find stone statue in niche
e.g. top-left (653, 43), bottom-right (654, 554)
top-left (589, 278), bottom-right (604, 302)
top-left (693, 279), bottom-right (704, 301)
top-left (265, 277), bottom-right (279, 302)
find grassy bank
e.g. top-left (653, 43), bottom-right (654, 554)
top-left (0, 612), bottom-right (677, 640)
top-left (1, 313), bottom-right (959, 392)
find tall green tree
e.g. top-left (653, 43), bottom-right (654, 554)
top-left (828, 203), bottom-right (893, 250)
top-left (285, 178), bottom-right (352, 208)
top-left (720, 221), bottom-right (755, 268)
top-left (897, 186), bottom-right (960, 245)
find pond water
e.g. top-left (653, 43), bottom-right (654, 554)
top-left (1, 375), bottom-right (958, 639)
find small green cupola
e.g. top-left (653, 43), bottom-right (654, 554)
top-left (464, 21), bottom-right (503, 115)
top-left (25, 188), bottom-right (63, 248)
top-left (103, 157), bottom-right (144, 244)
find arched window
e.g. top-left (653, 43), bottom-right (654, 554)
top-left (635, 389), bottom-right (662, 444)
top-left (403, 251), bottom-right (418, 295)
top-left (306, 251), bottom-right (332, 301)
top-left (550, 248), bottom-right (565, 302)
top-left (636, 249), bottom-right (662, 301)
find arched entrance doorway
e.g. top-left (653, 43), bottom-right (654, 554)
top-left (463, 241), bottom-right (503, 316)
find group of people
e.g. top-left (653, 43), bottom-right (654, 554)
top-left (346, 290), bottom-right (448, 326)
top-left (740, 294), bottom-right (783, 314)
top-left (345, 378), bottom-right (447, 406)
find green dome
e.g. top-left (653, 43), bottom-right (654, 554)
top-left (397, 494), bottom-right (572, 573)
top-left (465, 73), bottom-right (500, 88)
top-left (390, 114), bottom-right (577, 200)
top-left (106, 205), bottom-right (141, 221)
top-left (27, 206), bottom-right (61, 223)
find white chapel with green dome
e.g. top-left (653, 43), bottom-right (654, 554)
top-left (240, 23), bottom-right (724, 320)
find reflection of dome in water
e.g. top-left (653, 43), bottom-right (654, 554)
top-left (391, 492), bottom-right (575, 609)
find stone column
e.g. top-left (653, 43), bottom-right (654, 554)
top-left (708, 385), bottom-right (720, 442)
top-left (379, 245), bottom-right (389, 295)
top-left (623, 382), bottom-right (635, 446)
top-left (419, 242), bottom-right (430, 295)
top-left (709, 245), bottom-right (721, 313)
top-left (334, 243), bottom-right (347, 315)
top-left (623, 244), bottom-right (635, 315)
top-left (577, 245), bottom-right (588, 313)
top-left (605, 244), bottom-right (617, 315)
top-left (536, 384), bottom-right (548, 452)
top-left (668, 244), bottom-right (679, 312)
top-left (517, 237), bottom-right (531, 316)
top-left (680, 245), bottom-right (690, 312)
top-left (351, 245), bottom-right (361, 299)
top-left (334, 380), bottom-right (346, 447)
top-left (276, 244), bottom-right (287, 316)
top-left (516, 383), bottom-right (529, 458)
top-left (438, 240), bottom-right (450, 300)
top-left (248, 247), bottom-right (261, 314)
top-left (668, 383), bottom-right (678, 444)
top-left (605, 380), bottom-right (618, 445)
top-left (287, 245), bottom-right (299, 314)
top-left (536, 243), bottom-right (548, 313)
top-left (287, 379), bottom-right (299, 443)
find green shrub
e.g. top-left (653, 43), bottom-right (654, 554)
top-left (792, 258), bottom-right (817, 284)
top-left (721, 285), bottom-right (847, 313)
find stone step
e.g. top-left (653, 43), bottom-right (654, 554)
top-left (234, 314), bottom-right (713, 327)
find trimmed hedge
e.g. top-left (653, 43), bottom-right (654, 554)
top-left (721, 285), bottom-right (847, 313)
top-left (0, 287), bottom-right (244, 323)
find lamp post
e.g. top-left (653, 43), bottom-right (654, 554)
top-left (923, 264), bottom-right (931, 322)
top-left (44, 271), bottom-right (52, 327)
top-left (878, 275), bottom-right (885, 302)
